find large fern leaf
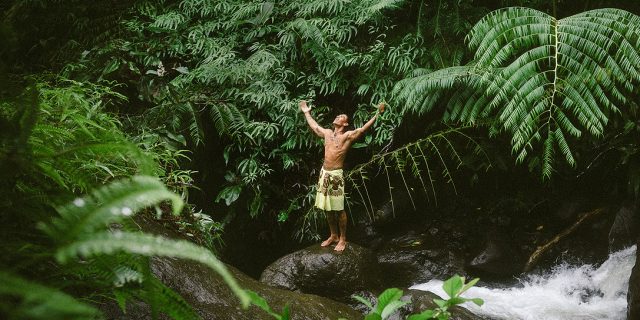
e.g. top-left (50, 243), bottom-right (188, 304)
top-left (395, 8), bottom-right (640, 177)
top-left (56, 231), bottom-right (250, 308)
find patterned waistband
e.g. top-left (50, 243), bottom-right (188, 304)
top-left (321, 167), bottom-right (343, 174)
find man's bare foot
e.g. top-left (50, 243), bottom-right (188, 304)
top-left (334, 240), bottom-right (347, 251)
top-left (321, 236), bottom-right (339, 247)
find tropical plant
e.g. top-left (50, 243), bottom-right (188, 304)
top-left (353, 288), bottom-right (409, 320)
top-left (246, 290), bottom-right (291, 320)
top-left (394, 7), bottom-right (640, 178)
top-left (0, 80), bottom-right (248, 319)
top-left (353, 275), bottom-right (483, 320)
top-left (407, 275), bottom-right (484, 320)
top-left (56, 0), bottom-right (493, 234)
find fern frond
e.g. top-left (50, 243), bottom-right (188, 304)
top-left (56, 231), bottom-right (250, 308)
top-left (0, 270), bottom-right (102, 320)
top-left (398, 7), bottom-right (640, 177)
top-left (43, 176), bottom-right (183, 242)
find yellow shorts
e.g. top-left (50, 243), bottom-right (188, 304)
top-left (315, 168), bottom-right (345, 211)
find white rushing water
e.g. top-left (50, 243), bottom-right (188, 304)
top-left (411, 246), bottom-right (636, 320)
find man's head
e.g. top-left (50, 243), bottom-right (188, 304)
top-left (332, 114), bottom-right (349, 128)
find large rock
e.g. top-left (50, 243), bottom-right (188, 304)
top-left (260, 243), bottom-right (382, 301)
top-left (467, 237), bottom-right (522, 277)
top-left (100, 217), bottom-right (361, 320)
top-left (609, 204), bottom-right (638, 252)
top-left (373, 226), bottom-right (469, 288)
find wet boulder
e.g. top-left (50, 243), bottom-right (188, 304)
top-left (468, 236), bottom-right (522, 277)
top-left (100, 217), bottom-right (361, 320)
top-left (377, 241), bottom-right (466, 288)
top-left (260, 243), bottom-right (382, 301)
top-left (609, 204), bottom-right (638, 252)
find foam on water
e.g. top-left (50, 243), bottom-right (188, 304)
top-left (410, 246), bottom-right (636, 320)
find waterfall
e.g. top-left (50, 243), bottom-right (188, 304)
top-left (410, 246), bottom-right (636, 320)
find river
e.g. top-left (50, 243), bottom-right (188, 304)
top-left (411, 246), bottom-right (636, 320)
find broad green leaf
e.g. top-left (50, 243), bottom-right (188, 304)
top-left (365, 313), bottom-right (383, 320)
top-left (442, 275), bottom-right (463, 298)
top-left (469, 298), bottom-right (484, 306)
top-left (375, 288), bottom-right (403, 314)
top-left (407, 310), bottom-right (436, 320)
top-left (246, 290), bottom-right (270, 311)
top-left (381, 300), bottom-right (409, 319)
top-left (446, 297), bottom-right (466, 306)
top-left (433, 299), bottom-right (446, 308)
top-left (460, 277), bottom-right (480, 294)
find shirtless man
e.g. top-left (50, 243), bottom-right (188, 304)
top-left (299, 100), bottom-right (385, 251)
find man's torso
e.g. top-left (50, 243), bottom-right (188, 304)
top-left (322, 131), bottom-right (352, 170)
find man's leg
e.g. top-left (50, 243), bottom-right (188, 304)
top-left (334, 210), bottom-right (348, 251)
top-left (321, 211), bottom-right (339, 246)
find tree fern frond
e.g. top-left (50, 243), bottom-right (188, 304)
top-left (400, 7), bottom-right (640, 177)
top-left (392, 66), bottom-right (477, 115)
top-left (56, 231), bottom-right (250, 308)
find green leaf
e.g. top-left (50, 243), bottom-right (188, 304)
top-left (246, 290), bottom-right (270, 311)
top-left (365, 314), bottom-right (383, 320)
top-left (216, 185), bottom-right (242, 206)
top-left (113, 289), bottom-right (128, 312)
top-left (375, 288), bottom-right (403, 314)
top-left (103, 59), bottom-right (120, 75)
top-left (433, 299), bottom-right (446, 308)
top-left (407, 309), bottom-right (436, 320)
top-left (381, 300), bottom-right (409, 319)
top-left (442, 275), bottom-right (463, 298)
top-left (469, 298), bottom-right (484, 306)
top-left (459, 277), bottom-right (480, 294)
top-left (446, 297), bottom-right (466, 306)
top-left (280, 305), bottom-right (290, 320)
top-left (43, 176), bottom-right (183, 242)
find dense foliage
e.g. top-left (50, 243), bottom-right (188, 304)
top-left (2, 0), bottom-right (640, 319)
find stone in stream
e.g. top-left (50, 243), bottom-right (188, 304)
top-left (608, 203), bottom-right (638, 252)
top-left (259, 242), bottom-right (382, 302)
top-left (467, 236), bottom-right (522, 277)
top-left (377, 245), bottom-right (466, 288)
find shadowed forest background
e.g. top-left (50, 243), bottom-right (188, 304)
top-left (2, 0), bottom-right (640, 319)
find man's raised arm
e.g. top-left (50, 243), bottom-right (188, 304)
top-left (348, 102), bottom-right (385, 141)
top-left (300, 100), bottom-right (328, 138)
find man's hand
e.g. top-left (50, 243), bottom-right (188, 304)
top-left (378, 102), bottom-right (385, 114)
top-left (299, 100), bottom-right (311, 113)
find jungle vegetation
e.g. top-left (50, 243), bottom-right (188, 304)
top-left (2, 0), bottom-right (640, 319)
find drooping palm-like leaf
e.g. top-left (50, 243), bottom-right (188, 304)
top-left (395, 8), bottom-right (640, 177)
top-left (42, 176), bottom-right (183, 242)
top-left (56, 231), bottom-right (250, 308)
